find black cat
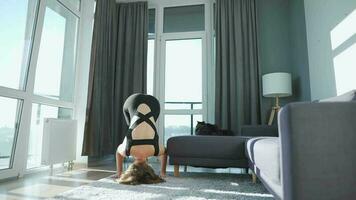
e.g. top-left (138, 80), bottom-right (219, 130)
top-left (195, 121), bottom-right (233, 136)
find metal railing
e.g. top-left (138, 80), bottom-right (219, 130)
top-left (165, 101), bottom-right (202, 135)
top-left (0, 156), bottom-right (10, 159)
top-left (0, 156), bottom-right (10, 169)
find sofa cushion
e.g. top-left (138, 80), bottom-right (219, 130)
top-left (318, 90), bottom-right (356, 102)
top-left (246, 137), bottom-right (280, 184)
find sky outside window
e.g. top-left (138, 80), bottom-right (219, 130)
top-left (165, 39), bottom-right (203, 104)
top-left (34, 7), bottom-right (66, 99)
top-left (0, 0), bottom-right (36, 89)
top-left (0, 97), bottom-right (21, 170)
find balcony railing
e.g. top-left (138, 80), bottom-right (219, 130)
top-left (0, 155), bottom-right (10, 169)
top-left (165, 101), bottom-right (202, 135)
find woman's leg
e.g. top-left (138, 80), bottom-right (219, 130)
top-left (158, 144), bottom-right (167, 177)
top-left (116, 138), bottom-right (127, 178)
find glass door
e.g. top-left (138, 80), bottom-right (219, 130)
top-left (160, 35), bottom-right (207, 144)
top-left (154, 3), bottom-right (209, 145)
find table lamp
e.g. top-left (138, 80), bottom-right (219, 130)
top-left (262, 72), bottom-right (292, 125)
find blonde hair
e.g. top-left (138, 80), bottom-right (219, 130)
top-left (118, 161), bottom-right (164, 185)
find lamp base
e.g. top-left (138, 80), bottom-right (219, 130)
top-left (268, 97), bottom-right (281, 125)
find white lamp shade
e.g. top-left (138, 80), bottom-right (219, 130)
top-left (262, 72), bottom-right (292, 97)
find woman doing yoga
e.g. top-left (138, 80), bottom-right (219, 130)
top-left (116, 93), bottom-right (167, 184)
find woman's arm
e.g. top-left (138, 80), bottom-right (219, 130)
top-left (158, 144), bottom-right (167, 177)
top-left (116, 138), bottom-right (127, 178)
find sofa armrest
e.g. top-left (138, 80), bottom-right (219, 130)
top-left (241, 125), bottom-right (278, 137)
top-left (279, 102), bottom-right (356, 200)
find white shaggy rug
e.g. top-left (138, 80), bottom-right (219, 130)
top-left (49, 173), bottom-right (273, 200)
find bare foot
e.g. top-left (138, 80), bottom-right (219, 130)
top-left (160, 173), bottom-right (166, 178)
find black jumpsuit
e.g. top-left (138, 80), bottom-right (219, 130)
top-left (123, 93), bottom-right (160, 156)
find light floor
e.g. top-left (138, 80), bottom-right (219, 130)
top-left (0, 162), bottom-right (246, 200)
top-left (0, 167), bottom-right (114, 200)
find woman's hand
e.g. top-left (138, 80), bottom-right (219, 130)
top-left (160, 172), bottom-right (166, 178)
top-left (112, 173), bottom-right (121, 179)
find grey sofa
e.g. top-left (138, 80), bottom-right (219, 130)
top-left (167, 135), bottom-right (250, 176)
top-left (246, 90), bottom-right (356, 200)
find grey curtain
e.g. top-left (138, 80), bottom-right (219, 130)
top-left (82, 1), bottom-right (148, 156)
top-left (215, 0), bottom-right (261, 135)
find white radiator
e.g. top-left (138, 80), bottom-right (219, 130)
top-left (41, 118), bottom-right (77, 165)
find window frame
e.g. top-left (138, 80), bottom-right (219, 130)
top-left (0, 0), bottom-right (94, 180)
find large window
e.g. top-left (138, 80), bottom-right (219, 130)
top-left (0, 97), bottom-right (22, 170)
top-left (34, 1), bottom-right (78, 102)
top-left (164, 39), bottom-right (203, 109)
top-left (0, 0), bottom-right (37, 89)
top-left (0, 0), bottom-right (87, 179)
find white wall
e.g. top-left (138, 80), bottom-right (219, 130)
top-left (304, 0), bottom-right (356, 100)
